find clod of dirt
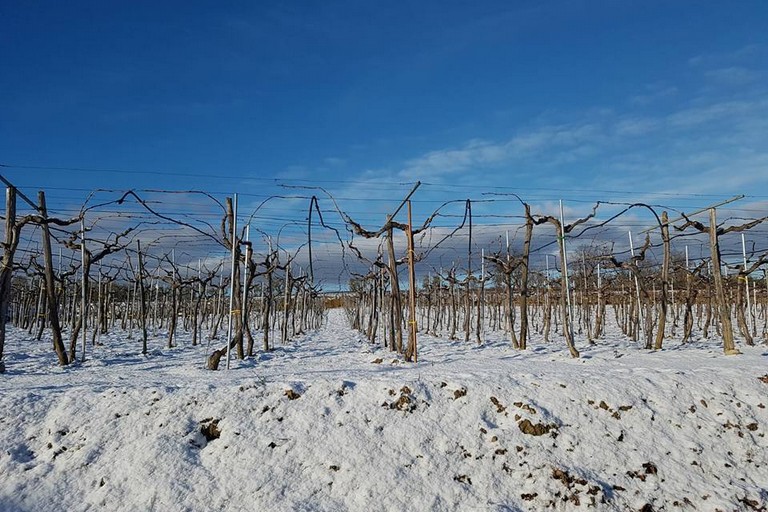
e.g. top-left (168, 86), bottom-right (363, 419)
top-left (639, 504), bottom-right (655, 512)
top-left (599, 401), bottom-right (610, 410)
top-left (746, 423), bottom-right (758, 431)
top-left (490, 396), bottom-right (506, 413)
top-left (738, 496), bottom-right (763, 510)
top-left (200, 419), bottom-right (221, 442)
top-left (329, 465), bottom-right (340, 472)
top-left (454, 388), bottom-right (467, 400)
top-left (514, 402), bottom-right (537, 414)
top-left (518, 419), bottom-right (557, 436)
top-left (384, 386), bottom-right (417, 413)
top-left (627, 462), bottom-right (658, 482)
top-left (453, 474), bottom-right (472, 485)
top-left (551, 468), bottom-right (587, 488)
top-left (371, 358), bottom-right (383, 364)
top-left (390, 394), bottom-right (415, 412)
top-left (521, 493), bottom-right (538, 501)
top-left (284, 389), bottom-right (301, 400)
top-left (642, 462), bottom-right (658, 475)
top-left (758, 375), bottom-right (768, 384)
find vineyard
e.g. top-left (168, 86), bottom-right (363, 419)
top-left (1, 177), bottom-right (767, 371)
top-left (1, 176), bottom-right (768, 511)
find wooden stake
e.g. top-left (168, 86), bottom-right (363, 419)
top-left (226, 193), bottom-right (238, 370)
top-left (406, 200), bottom-right (417, 362)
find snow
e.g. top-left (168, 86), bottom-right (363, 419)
top-left (1, 310), bottom-right (767, 511)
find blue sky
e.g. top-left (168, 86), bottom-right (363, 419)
top-left (2, 1), bottom-right (767, 283)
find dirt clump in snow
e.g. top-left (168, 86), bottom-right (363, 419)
top-left (200, 418), bottom-right (221, 442)
top-left (518, 418), bottom-right (557, 436)
top-left (284, 389), bottom-right (301, 400)
top-left (383, 385), bottom-right (418, 412)
top-left (453, 474), bottom-right (472, 485)
top-left (489, 396), bottom-right (506, 413)
top-left (626, 461), bottom-right (659, 482)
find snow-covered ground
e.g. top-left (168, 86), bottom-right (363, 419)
top-left (1, 309), bottom-right (767, 511)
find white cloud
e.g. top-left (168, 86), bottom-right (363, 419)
top-left (614, 118), bottom-right (659, 137)
top-left (688, 43), bottom-right (765, 68)
top-left (704, 67), bottom-right (760, 87)
top-left (630, 85), bottom-right (678, 105)
top-left (396, 123), bottom-right (604, 182)
top-left (666, 99), bottom-right (766, 128)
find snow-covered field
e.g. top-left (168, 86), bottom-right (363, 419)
top-left (1, 309), bottom-right (767, 512)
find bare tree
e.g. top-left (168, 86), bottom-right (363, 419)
top-left (530, 203), bottom-right (600, 358)
top-left (675, 209), bottom-right (768, 355)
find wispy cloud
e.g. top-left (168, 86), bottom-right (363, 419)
top-left (704, 66), bottom-right (761, 87)
top-left (381, 51), bottom-right (768, 198)
top-left (614, 117), bottom-right (659, 136)
top-left (688, 43), bottom-right (765, 68)
top-left (396, 123), bottom-right (603, 182)
top-left (630, 85), bottom-right (678, 106)
top-left (666, 99), bottom-right (765, 127)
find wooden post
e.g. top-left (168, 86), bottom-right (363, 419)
top-left (741, 233), bottom-right (753, 334)
top-left (39, 191), bottom-right (69, 365)
top-left (137, 240), bottom-right (148, 355)
top-left (709, 208), bottom-right (739, 355)
top-left (628, 230), bottom-right (643, 342)
top-left (559, 200), bottom-right (579, 357)
top-left (519, 205), bottom-right (533, 349)
top-left (386, 215), bottom-right (402, 353)
top-left (242, 225), bottom-right (250, 330)
top-left (0, 186), bottom-right (16, 371)
top-left (405, 200), bottom-right (417, 362)
top-left (226, 194), bottom-right (238, 370)
top-left (81, 216), bottom-right (87, 362)
top-left (654, 211), bottom-right (670, 350)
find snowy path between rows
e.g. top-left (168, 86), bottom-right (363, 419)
top-left (1, 309), bottom-right (767, 511)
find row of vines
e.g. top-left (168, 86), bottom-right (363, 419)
top-left (1, 178), bottom-right (766, 373)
